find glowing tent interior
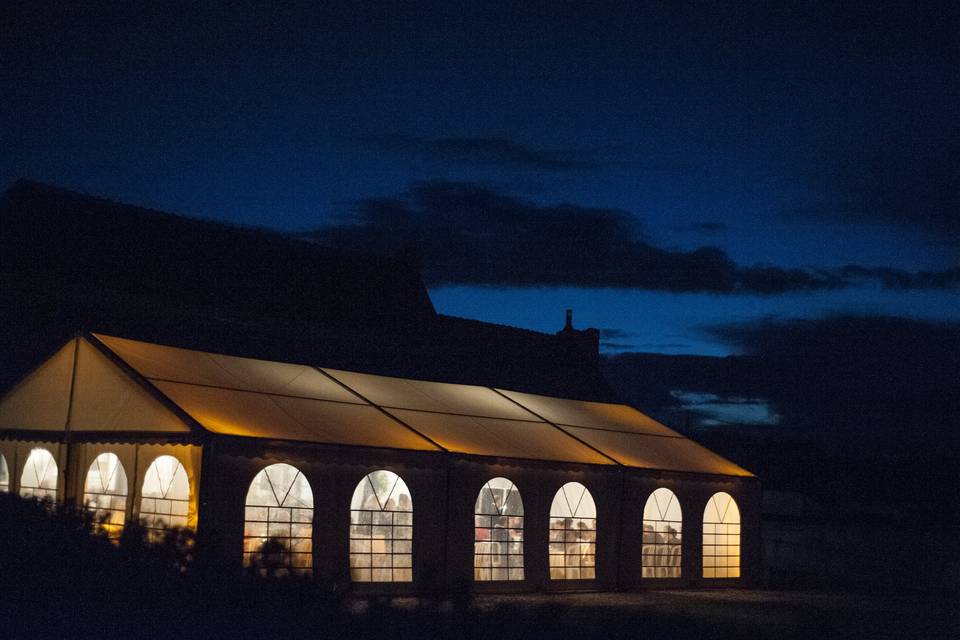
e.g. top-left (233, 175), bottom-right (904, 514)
top-left (0, 333), bottom-right (757, 590)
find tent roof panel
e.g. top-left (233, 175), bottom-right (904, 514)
top-left (497, 389), bottom-right (681, 437)
top-left (1, 334), bottom-right (752, 477)
top-left (558, 425), bottom-right (753, 476)
top-left (323, 369), bottom-right (536, 420)
top-left (95, 334), bottom-right (358, 403)
top-left (153, 381), bottom-right (437, 450)
top-left (386, 409), bottom-right (612, 465)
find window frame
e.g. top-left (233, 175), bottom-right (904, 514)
top-left (243, 462), bottom-right (315, 576)
top-left (474, 477), bottom-right (525, 582)
top-left (548, 481), bottom-right (597, 581)
top-left (641, 487), bottom-right (683, 579)
top-left (702, 491), bottom-right (741, 579)
top-left (349, 469), bottom-right (413, 583)
top-left (82, 452), bottom-right (129, 539)
top-left (139, 454), bottom-right (191, 538)
top-left (19, 447), bottom-right (58, 502)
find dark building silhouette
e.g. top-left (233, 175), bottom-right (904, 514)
top-left (0, 179), bottom-right (612, 401)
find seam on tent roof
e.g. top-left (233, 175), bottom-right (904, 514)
top-left (85, 334), bottom-right (207, 436)
top-left (373, 404), bottom-right (548, 424)
top-left (259, 383), bottom-right (336, 444)
top-left (315, 367), bottom-right (447, 452)
top-left (556, 423), bottom-right (686, 439)
top-left (204, 352), bottom-right (317, 400)
top-left (137, 377), bottom-right (371, 407)
top-left (393, 406), bottom-right (560, 461)
top-left (489, 388), bottom-right (622, 466)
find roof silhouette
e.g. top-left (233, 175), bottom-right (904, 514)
top-left (0, 179), bottom-right (614, 401)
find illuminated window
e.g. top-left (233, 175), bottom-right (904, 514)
top-left (548, 481), bottom-right (596, 580)
top-left (703, 492), bottom-right (740, 578)
top-left (83, 453), bottom-right (128, 539)
top-left (19, 447), bottom-right (57, 501)
top-left (474, 477), bottom-right (524, 581)
top-left (642, 488), bottom-right (682, 578)
top-left (140, 455), bottom-right (190, 539)
top-left (349, 470), bottom-right (412, 582)
top-left (0, 453), bottom-right (8, 493)
top-left (243, 463), bottom-right (314, 576)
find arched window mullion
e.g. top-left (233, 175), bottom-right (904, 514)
top-left (349, 470), bottom-right (413, 583)
top-left (244, 463), bottom-right (314, 576)
top-left (19, 447), bottom-right (58, 502)
top-left (140, 455), bottom-right (190, 539)
top-left (702, 492), bottom-right (741, 579)
top-left (548, 482), bottom-right (597, 580)
top-left (83, 452), bottom-right (128, 540)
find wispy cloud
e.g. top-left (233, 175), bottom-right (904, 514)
top-left (357, 133), bottom-right (617, 171)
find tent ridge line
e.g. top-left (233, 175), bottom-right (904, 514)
top-left (83, 333), bottom-right (208, 438)
top-left (312, 367), bottom-right (448, 453)
top-left (489, 388), bottom-right (623, 466)
top-left (63, 336), bottom-right (81, 435)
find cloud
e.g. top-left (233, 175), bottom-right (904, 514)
top-left (357, 133), bottom-right (613, 171)
top-left (599, 328), bottom-right (634, 339)
top-left (705, 315), bottom-right (960, 450)
top-left (673, 221), bottom-right (729, 234)
top-left (797, 126), bottom-right (960, 238)
top-left (839, 265), bottom-right (960, 290)
top-left (308, 181), bottom-right (960, 294)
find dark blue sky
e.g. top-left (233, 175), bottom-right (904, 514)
top-left (2, 1), bottom-right (957, 355)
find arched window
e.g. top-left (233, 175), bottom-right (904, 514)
top-left (0, 453), bottom-right (8, 493)
top-left (83, 453), bottom-right (128, 539)
top-left (474, 477), bottom-right (524, 581)
top-left (244, 463), bottom-right (314, 576)
top-left (349, 470), bottom-right (412, 582)
top-left (703, 492), bottom-right (740, 578)
top-left (548, 481), bottom-right (597, 580)
top-left (19, 447), bottom-right (57, 501)
top-left (642, 487), bottom-right (682, 578)
top-left (140, 455), bottom-right (190, 538)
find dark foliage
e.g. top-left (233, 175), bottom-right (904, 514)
top-left (0, 494), bottom-right (478, 640)
top-left (1, 494), bottom-right (956, 639)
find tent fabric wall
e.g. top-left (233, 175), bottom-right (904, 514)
top-left (0, 341), bottom-right (74, 431)
top-left (0, 338), bottom-right (190, 434)
top-left (70, 339), bottom-right (190, 433)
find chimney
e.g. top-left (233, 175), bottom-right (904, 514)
top-left (556, 308), bottom-right (599, 357)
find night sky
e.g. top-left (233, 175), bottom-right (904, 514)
top-left (2, 1), bottom-right (957, 356)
